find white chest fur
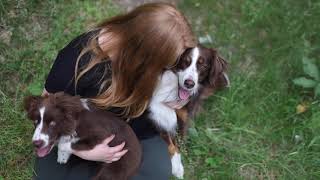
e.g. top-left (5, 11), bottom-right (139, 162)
top-left (149, 71), bottom-right (179, 133)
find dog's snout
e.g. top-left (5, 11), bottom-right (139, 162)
top-left (184, 79), bottom-right (195, 89)
top-left (33, 140), bottom-right (44, 148)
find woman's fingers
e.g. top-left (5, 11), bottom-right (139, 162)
top-left (111, 157), bottom-right (120, 162)
top-left (113, 149), bottom-right (128, 158)
top-left (108, 142), bottom-right (126, 154)
top-left (103, 134), bottom-right (115, 145)
top-left (108, 149), bottom-right (128, 163)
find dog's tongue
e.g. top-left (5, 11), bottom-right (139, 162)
top-left (178, 88), bottom-right (190, 100)
top-left (36, 146), bottom-right (51, 157)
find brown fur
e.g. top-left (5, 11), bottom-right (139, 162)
top-left (167, 45), bottom-right (229, 158)
top-left (24, 92), bottom-right (142, 180)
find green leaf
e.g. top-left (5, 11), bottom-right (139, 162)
top-left (292, 77), bottom-right (317, 88)
top-left (303, 57), bottom-right (319, 81)
top-left (315, 84), bottom-right (320, 97)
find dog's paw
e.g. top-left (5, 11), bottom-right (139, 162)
top-left (171, 153), bottom-right (184, 179)
top-left (58, 141), bottom-right (71, 152)
top-left (57, 150), bottom-right (70, 164)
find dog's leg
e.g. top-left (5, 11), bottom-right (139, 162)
top-left (161, 133), bottom-right (184, 179)
top-left (149, 102), bottom-right (177, 133)
top-left (171, 151), bottom-right (184, 179)
top-left (57, 135), bottom-right (75, 164)
top-left (176, 108), bottom-right (189, 137)
top-left (57, 148), bottom-right (72, 164)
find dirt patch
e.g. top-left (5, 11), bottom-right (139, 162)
top-left (113, 0), bottom-right (179, 11)
top-left (0, 27), bottom-right (12, 45)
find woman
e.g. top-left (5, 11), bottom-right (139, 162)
top-left (37, 3), bottom-right (196, 180)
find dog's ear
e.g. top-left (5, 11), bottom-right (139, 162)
top-left (50, 92), bottom-right (83, 133)
top-left (208, 48), bottom-right (230, 89)
top-left (24, 95), bottom-right (42, 119)
top-left (53, 92), bottom-right (83, 121)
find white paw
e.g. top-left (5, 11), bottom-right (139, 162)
top-left (171, 153), bottom-right (184, 179)
top-left (57, 150), bottom-right (70, 164)
top-left (57, 136), bottom-right (73, 164)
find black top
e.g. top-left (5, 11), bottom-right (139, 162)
top-left (45, 31), bottom-right (158, 140)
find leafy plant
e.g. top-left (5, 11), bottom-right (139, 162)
top-left (293, 58), bottom-right (320, 97)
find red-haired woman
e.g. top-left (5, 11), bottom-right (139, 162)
top-left (36, 3), bottom-right (196, 180)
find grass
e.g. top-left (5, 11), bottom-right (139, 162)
top-left (0, 0), bottom-right (320, 179)
top-left (179, 0), bottom-right (320, 179)
top-left (0, 0), bottom-right (118, 179)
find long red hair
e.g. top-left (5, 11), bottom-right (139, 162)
top-left (76, 3), bottom-right (197, 118)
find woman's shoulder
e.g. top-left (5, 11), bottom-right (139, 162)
top-left (45, 29), bottom-right (111, 96)
top-left (59, 29), bottom-right (100, 55)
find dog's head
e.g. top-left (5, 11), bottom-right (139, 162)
top-left (24, 92), bottom-right (83, 157)
top-left (174, 45), bottom-right (229, 100)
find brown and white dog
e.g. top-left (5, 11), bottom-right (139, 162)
top-left (148, 45), bottom-right (229, 178)
top-left (24, 92), bottom-right (142, 180)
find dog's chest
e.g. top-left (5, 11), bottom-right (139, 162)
top-left (152, 71), bottom-right (179, 103)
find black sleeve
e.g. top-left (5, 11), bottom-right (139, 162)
top-left (44, 49), bottom-right (78, 95)
top-left (45, 31), bottom-right (110, 97)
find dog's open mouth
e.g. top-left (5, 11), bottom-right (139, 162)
top-left (178, 87), bottom-right (191, 100)
top-left (165, 87), bottom-right (191, 109)
top-left (35, 144), bottom-right (54, 157)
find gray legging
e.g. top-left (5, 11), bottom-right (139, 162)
top-left (34, 136), bottom-right (171, 180)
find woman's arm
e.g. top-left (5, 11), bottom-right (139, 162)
top-left (72, 135), bottom-right (128, 163)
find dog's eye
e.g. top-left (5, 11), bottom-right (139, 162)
top-left (183, 56), bottom-right (191, 66)
top-left (49, 121), bottom-right (56, 127)
top-left (198, 57), bottom-right (204, 65)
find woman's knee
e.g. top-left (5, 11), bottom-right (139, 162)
top-left (131, 135), bottom-right (171, 180)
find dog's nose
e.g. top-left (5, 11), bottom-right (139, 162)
top-left (184, 79), bottom-right (195, 89)
top-left (33, 140), bottom-right (44, 148)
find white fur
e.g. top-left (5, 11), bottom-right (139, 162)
top-left (171, 152), bottom-right (184, 179)
top-left (223, 72), bottom-right (231, 87)
top-left (149, 48), bottom-right (202, 132)
top-left (149, 71), bottom-right (179, 133)
top-left (57, 134), bottom-right (79, 164)
top-left (80, 98), bottom-right (90, 110)
top-left (177, 47), bottom-right (200, 94)
top-left (32, 107), bottom-right (49, 147)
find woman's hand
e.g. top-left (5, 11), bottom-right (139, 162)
top-left (73, 135), bottom-right (128, 163)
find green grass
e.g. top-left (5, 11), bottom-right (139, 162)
top-left (179, 0), bottom-right (320, 179)
top-left (0, 0), bottom-right (118, 179)
top-left (1, 0), bottom-right (320, 179)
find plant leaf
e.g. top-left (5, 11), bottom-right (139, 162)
top-left (303, 57), bottom-right (319, 81)
top-left (315, 84), bottom-right (320, 97)
top-left (292, 77), bottom-right (317, 88)
top-left (296, 103), bottom-right (308, 114)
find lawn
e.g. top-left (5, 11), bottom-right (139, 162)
top-left (1, 0), bottom-right (320, 179)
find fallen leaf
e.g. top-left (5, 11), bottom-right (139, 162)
top-left (296, 103), bottom-right (308, 114)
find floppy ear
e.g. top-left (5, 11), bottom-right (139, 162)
top-left (208, 48), bottom-right (230, 89)
top-left (23, 95), bottom-right (42, 119)
top-left (49, 92), bottom-right (83, 134)
top-left (53, 92), bottom-right (83, 121)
